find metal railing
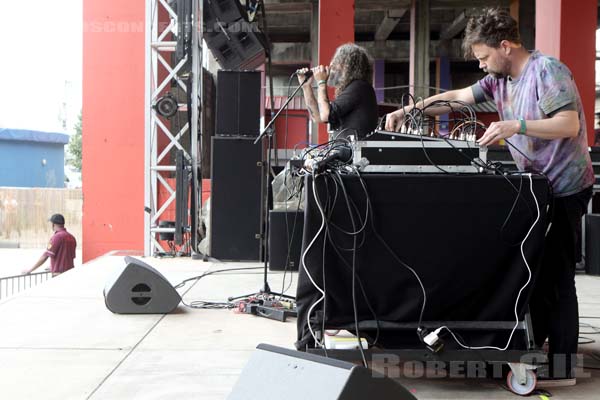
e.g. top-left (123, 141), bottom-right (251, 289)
top-left (0, 272), bottom-right (53, 301)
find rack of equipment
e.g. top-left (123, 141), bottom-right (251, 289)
top-left (353, 130), bottom-right (487, 173)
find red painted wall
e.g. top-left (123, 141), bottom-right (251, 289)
top-left (266, 110), bottom-right (311, 150)
top-left (318, 0), bottom-right (355, 143)
top-left (536, 0), bottom-right (597, 145)
top-left (82, 1), bottom-right (145, 261)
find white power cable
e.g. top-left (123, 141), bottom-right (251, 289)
top-left (300, 172), bottom-right (328, 347)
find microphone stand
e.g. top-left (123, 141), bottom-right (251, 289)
top-left (228, 75), bottom-right (311, 304)
top-left (254, 75), bottom-right (310, 145)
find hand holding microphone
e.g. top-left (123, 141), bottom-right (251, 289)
top-left (296, 68), bottom-right (314, 85)
top-left (296, 65), bottom-right (329, 86)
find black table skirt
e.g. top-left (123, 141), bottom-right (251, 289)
top-left (296, 173), bottom-right (550, 351)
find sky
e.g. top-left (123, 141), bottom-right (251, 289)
top-left (0, 0), bottom-right (82, 134)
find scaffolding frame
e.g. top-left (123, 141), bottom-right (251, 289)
top-left (145, 0), bottom-right (203, 256)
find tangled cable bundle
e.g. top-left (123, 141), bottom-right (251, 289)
top-left (397, 93), bottom-right (487, 141)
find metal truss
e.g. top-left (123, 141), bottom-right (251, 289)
top-left (145, 0), bottom-right (202, 256)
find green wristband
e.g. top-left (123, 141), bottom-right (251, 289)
top-left (317, 80), bottom-right (327, 86)
top-left (518, 118), bottom-right (527, 135)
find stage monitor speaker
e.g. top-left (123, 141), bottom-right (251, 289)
top-left (269, 210), bottom-right (304, 271)
top-left (586, 214), bottom-right (600, 276)
top-left (216, 70), bottom-right (261, 137)
top-left (210, 136), bottom-right (262, 261)
top-left (204, 1), bottom-right (267, 71)
top-left (103, 256), bottom-right (181, 314)
top-left (227, 344), bottom-right (417, 400)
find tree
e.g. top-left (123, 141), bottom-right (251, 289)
top-left (68, 112), bottom-right (82, 170)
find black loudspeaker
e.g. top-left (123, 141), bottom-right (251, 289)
top-left (103, 257), bottom-right (181, 314)
top-left (585, 214), bottom-right (600, 276)
top-left (171, 0), bottom-right (192, 62)
top-left (210, 137), bottom-right (262, 260)
top-left (204, 0), bottom-right (267, 70)
top-left (216, 70), bottom-right (261, 137)
top-left (269, 210), bottom-right (304, 271)
top-left (228, 344), bottom-right (417, 400)
top-left (175, 149), bottom-right (189, 245)
top-left (205, 0), bottom-right (246, 23)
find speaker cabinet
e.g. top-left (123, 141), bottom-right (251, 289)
top-left (269, 210), bottom-right (304, 271)
top-left (103, 257), bottom-right (181, 314)
top-left (204, 1), bottom-right (267, 70)
top-left (216, 70), bottom-right (261, 137)
top-left (228, 344), bottom-right (417, 400)
top-left (210, 136), bottom-right (262, 261)
top-left (586, 214), bottom-right (600, 276)
top-left (204, 0), bottom-right (247, 23)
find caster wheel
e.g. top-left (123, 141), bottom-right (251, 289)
top-left (506, 369), bottom-right (537, 396)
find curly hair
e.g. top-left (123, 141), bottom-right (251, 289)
top-left (462, 8), bottom-right (521, 59)
top-left (330, 43), bottom-right (373, 96)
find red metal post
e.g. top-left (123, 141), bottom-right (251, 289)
top-left (82, 1), bottom-right (146, 261)
top-left (536, 0), bottom-right (597, 145)
top-left (317, 0), bottom-right (355, 143)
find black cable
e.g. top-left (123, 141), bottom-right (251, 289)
top-left (333, 127), bottom-right (359, 141)
top-left (174, 266), bottom-right (264, 289)
top-left (181, 299), bottom-right (236, 309)
top-left (579, 336), bottom-right (595, 345)
top-left (397, 96), bottom-right (485, 174)
top-left (310, 171), bottom-right (381, 350)
top-left (498, 174), bottom-right (529, 246)
top-left (279, 195), bottom-right (303, 297)
top-left (333, 169), bottom-right (368, 367)
top-left (418, 128), bottom-right (450, 174)
top-left (325, 173), bottom-right (369, 248)
top-left (415, 117), bottom-right (543, 246)
top-left (323, 172), bottom-right (380, 346)
top-left (279, 73), bottom-right (302, 299)
top-left (580, 322), bottom-right (600, 335)
top-left (284, 71), bottom-right (297, 156)
top-left (353, 168), bottom-right (428, 340)
top-left (503, 137), bottom-right (556, 229)
top-left (174, 266), bottom-right (264, 309)
top-left (321, 207), bottom-right (329, 358)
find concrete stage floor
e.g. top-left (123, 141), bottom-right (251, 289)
top-left (0, 253), bottom-right (599, 399)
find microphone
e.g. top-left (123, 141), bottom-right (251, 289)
top-left (306, 145), bottom-right (353, 173)
top-left (295, 69), bottom-right (313, 78)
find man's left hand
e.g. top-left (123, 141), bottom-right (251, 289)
top-left (312, 65), bottom-right (329, 82)
top-left (477, 120), bottom-right (520, 146)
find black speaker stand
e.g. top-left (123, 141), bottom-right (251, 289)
top-left (226, 76), bottom-right (310, 312)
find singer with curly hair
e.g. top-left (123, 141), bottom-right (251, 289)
top-left (297, 43), bottom-right (378, 140)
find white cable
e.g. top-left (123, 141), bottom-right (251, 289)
top-left (440, 173), bottom-right (540, 351)
top-left (300, 173), bottom-right (328, 347)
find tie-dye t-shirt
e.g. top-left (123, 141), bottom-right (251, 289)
top-left (473, 51), bottom-right (594, 197)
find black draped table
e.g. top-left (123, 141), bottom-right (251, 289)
top-left (296, 173), bottom-right (550, 356)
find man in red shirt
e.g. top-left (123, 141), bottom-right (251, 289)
top-left (22, 214), bottom-right (77, 276)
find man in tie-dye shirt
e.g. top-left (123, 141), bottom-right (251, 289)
top-left (386, 8), bottom-right (593, 385)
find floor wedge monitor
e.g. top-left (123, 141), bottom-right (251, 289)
top-left (228, 344), bottom-right (418, 400)
top-left (104, 256), bottom-right (181, 314)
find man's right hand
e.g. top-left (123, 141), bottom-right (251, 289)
top-left (385, 110), bottom-right (404, 132)
top-left (297, 68), bottom-right (314, 86)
